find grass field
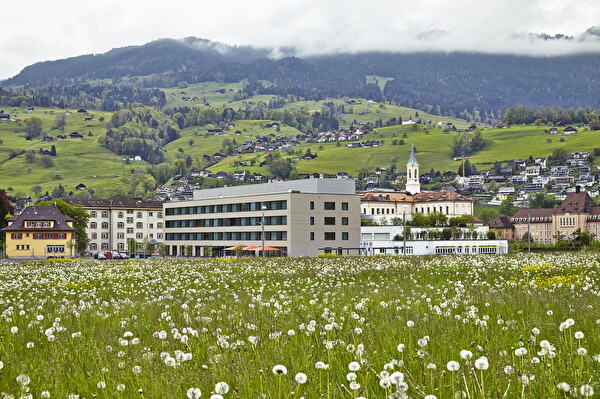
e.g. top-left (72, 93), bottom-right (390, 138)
top-left (0, 254), bottom-right (599, 398)
top-left (0, 108), bottom-right (145, 197)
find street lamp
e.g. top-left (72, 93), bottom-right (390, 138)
top-left (403, 205), bottom-right (408, 255)
top-left (261, 205), bottom-right (267, 257)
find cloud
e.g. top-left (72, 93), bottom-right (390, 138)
top-left (1, 0), bottom-right (600, 80)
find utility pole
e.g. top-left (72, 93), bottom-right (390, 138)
top-left (528, 213), bottom-right (531, 253)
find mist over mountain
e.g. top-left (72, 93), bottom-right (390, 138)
top-left (4, 36), bottom-right (600, 119)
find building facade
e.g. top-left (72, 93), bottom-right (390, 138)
top-left (63, 196), bottom-right (164, 254)
top-left (488, 190), bottom-right (600, 244)
top-left (360, 142), bottom-right (474, 221)
top-left (2, 206), bottom-right (76, 259)
top-left (163, 179), bottom-right (361, 257)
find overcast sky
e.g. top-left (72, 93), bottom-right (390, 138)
top-left (2, 0), bottom-right (599, 80)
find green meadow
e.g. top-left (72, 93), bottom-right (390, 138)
top-left (0, 108), bottom-right (144, 196)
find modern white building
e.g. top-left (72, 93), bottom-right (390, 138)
top-left (360, 225), bottom-right (508, 255)
top-left (63, 196), bottom-right (165, 255)
top-left (163, 179), bottom-right (361, 257)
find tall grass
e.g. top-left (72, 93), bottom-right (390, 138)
top-left (0, 254), bottom-right (599, 398)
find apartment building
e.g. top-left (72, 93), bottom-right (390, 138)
top-left (163, 179), bottom-right (360, 257)
top-left (63, 195), bottom-right (164, 254)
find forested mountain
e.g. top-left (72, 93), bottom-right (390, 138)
top-left (3, 37), bottom-right (600, 119)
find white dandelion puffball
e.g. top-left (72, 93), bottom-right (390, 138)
top-left (397, 343), bottom-right (405, 352)
top-left (424, 395), bottom-right (438, 399)
top-left (390, 371), bottom-right (404, 384)
top-left (407, 320), bottom-right (414, 327)
top-left (117, 384), bottom-right (125, 391)
top-left (580, 384), bottom-right (594, 397)
top-left (11, 326), bottom-right (18, 334)
top-left (379, 377), bottom-right (392, 389)
top-left (0, 361), bottom-right (3, 370)
top-left (272, 364), bottom-right (287, 375)
top-left (346, 372), bottom-right (357, 381)
top-left (575, 331), bottom-right (584, 339)
top-left (557, 382), bottom-right (570, 392)
top-left (447, 361), bottom-right (460, 371)
top-left (459, 350), bottom-right (473, 360)
top-left (504, 365), bottom-right (514, 375)
top-left (187, 388), bottom-right (201, 399)
top-left (349, 381), bottom-right (360, 390)
top-left (210, 395), bottom-right (223, 399)
top-left (577, 347), bottom-right (588, 356)
top-left (132, 366), bottom-right (141, 374)
top-left (295, 373), bottom-right (307, 384)
top-left (97, 381), bottom-right (106, 389)
top-left (474, 356), bottom-right (489, 370)
top-left (349, 361), bottom-right (360, 371)
top-left (215, 382), bottom-right (229, 394)
top-left (41, 391), bottom-right (50, 398)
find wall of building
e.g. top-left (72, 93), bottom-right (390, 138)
top-left (5, 225), bottom-right (74, 258)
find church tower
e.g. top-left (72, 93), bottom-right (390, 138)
top-left (406, 141), bottom-right (420, 195)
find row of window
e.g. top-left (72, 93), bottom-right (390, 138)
top-left (47, 245), bottom-right (65, 253)
top-left (15, 245), bottom-right (30, 250)
top-left (166, 201), bottom-right (288, 216)
top-left (25, 221), bottom-right (51, 228)
top-left (309, 232), bottom-right (349, 241)
top-left (310, 217), bottom-right (349, 226)
top-left (11, 233), bottom-right (66, 240)
top-left (91, 232), bottom-right (163, 240)
top-left (309, 201), bottom-right (349, 211)
top-left (166, 231), bottom-right (287, 241)
top-left (90, 222), bottom-right (162, 229)
top-left (166, 216), bottom-right (287, 229)
top-left (90, 211), bottom-right (162, 219)
top-left (559, 217), bottom-right (576, 226)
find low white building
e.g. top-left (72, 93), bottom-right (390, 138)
top-left (360, 225), bottom-right (508, 255)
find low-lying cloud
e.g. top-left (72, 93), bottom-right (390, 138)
top-left (1, 0), bottom-right (599, 80)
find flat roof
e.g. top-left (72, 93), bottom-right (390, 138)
top-left (192, 179), bottom-right (355, 200)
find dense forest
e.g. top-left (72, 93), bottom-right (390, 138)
top-left (3, 38), bottom-right (600, 121)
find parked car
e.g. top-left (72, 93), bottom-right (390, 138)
top-left (94, 252), bottom-right (107, 260)
top-left (119, 253), bottom-right (130, 259)
top-left (104, 251), bottom-right (122, 259)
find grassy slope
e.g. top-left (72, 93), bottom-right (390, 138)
top-left (0, 108), bottom-right (146, 196)
top-left (208, 124), bottom-right (600, 178)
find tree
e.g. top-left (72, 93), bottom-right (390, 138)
top-left (40, 155), bottom-right (54, 168)
top-left (589, 120), bottom-right (600, 131)
top-left (25, 117), bottom-right (43, 138)
top-left (128, 238), bottom-right (137, 256)
top-left (25, 151), bottom-right (36, 163)
top-left (31, 185), bottom-right (42, 197)
top-left (0, 189), bottom-right (16, 232)
top-left (550, 148), bottom-right (568, 165)
top-left (499, 196), bottom-right (516, 216)
top-left (54, 114), bottom-right (66, 129)
top-left (37, 199), bottom-right (89, 256)
top-left (50, 145), bottom-right (56, 156)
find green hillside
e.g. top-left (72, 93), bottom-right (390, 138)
top-left (0, 108), bottom-right (145, 196)
top-left (2, 97), bottom-right (599, 200)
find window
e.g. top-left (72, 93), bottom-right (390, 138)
top-left (46, 245), bottom-right (65, 253)
top-left (101, 222), bottom-right (108, 229)
top-left (158, 212), bottom-right (163, 218)
top-left (310, 201), bottom-right (314, 210)
top-left (91, 233), bottom-right (97, 239)
top-left (324, 232), bottom-right (336, 240)
top-left (157, 233), bottom-right (163, 239)
top-left (127, 217), bottom-right (134, 224)
top-left (136, 233), bottom-right (143, 239)
top-left (310, 232), bottom-right (315, 241)
top-left (149, 212), bottom-right (153, 217)
top-left (102, 211), bottom-right (108, 218)
top-left (127, 228), bottom-right (133, 234)
top-left (157, 222), bottom-right (163, 229)
top-left (127, 210), bottom-right (134, 214)
top-left (310, 217), bottom-right (314, 226)
top-left (342, 202), bottom-right (349, 210)
top-left (324, 217), bottom-right (336, 225)
top-left (90, 211), bottom-right (97, 218)
top-left (11, 233), bottom-right (21, 239)
top-left (117, 222), bottom-right (124, 229)
top-left (90, 222), bottom-right (97, 229)
top-left (58, 233), bottom-right (65, 239)
top-left (118, 212), bottom-right (124, 218)
top-left (43, 221), bottom-right (50, 227)
top-left (324, 202), bottom-right (336, 210)
top-left (101, 233), bottom-right (109, 239)
top-left (342, 217), bottom-right (349, 226)
top-left (342, 232), bottom-right (349, 240)
top-left (149, 223), bottom-right (154, 229)
top-left (137, 212), bottom-right (142, 218)
top-left (136, 222), bottom-right (143, 229)
top-left (118, 233), bottom-right (124, 239)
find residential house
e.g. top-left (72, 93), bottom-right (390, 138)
top-left (1, 206), bottom-right (76, 258)
top-left (69, 132), bottom-right (84, 139)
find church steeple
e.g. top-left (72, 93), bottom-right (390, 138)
top-left (406, 141), bottom-right (420, 195)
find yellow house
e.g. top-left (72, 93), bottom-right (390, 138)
top-left (2, 206), bottom-right (76, 259)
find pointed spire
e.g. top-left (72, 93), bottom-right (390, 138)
top-left (408, 140), bottom-right (418, 164)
